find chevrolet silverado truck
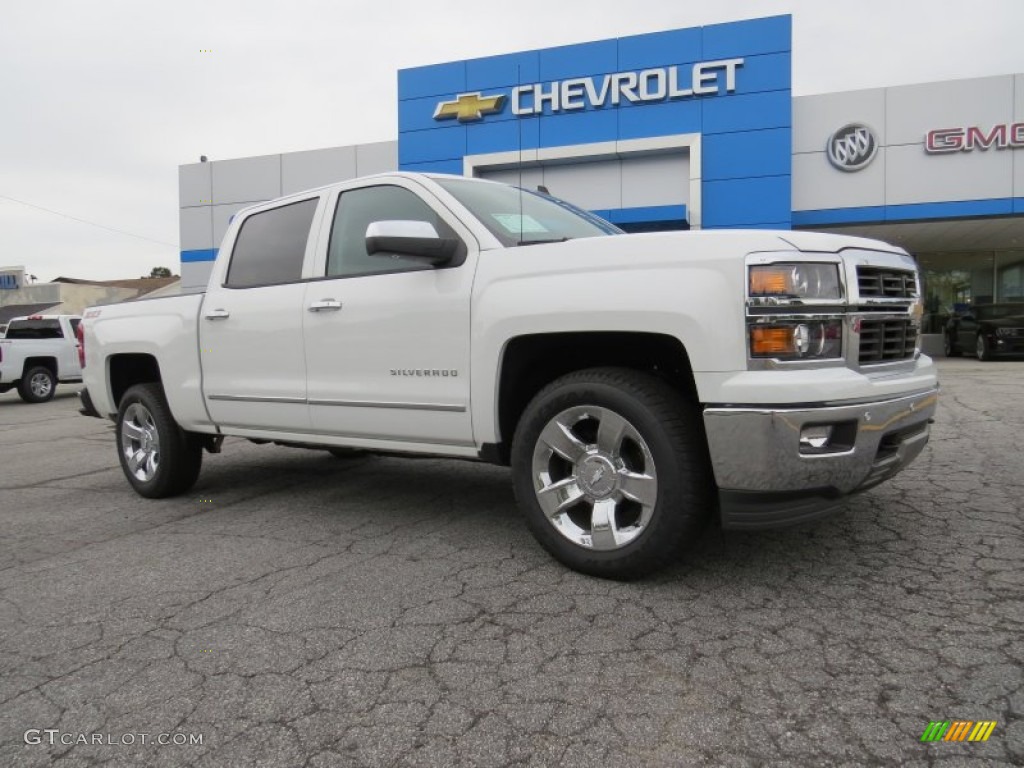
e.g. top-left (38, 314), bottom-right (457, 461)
top-left (81, 173), bottom-right (938, 578)
top-left (0, 314), bottom-right (83, 403)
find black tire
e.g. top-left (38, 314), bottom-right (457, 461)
top-left (17, 366), bottom-right (56, 403)
top-left (976, 334), bottom-right (994, 362)
top-left (510, 367), bottom-right (714, 580)
top-left (943, 333), bottom-right (960, 357)
top-left (116, 383), bottom-right (203, 498)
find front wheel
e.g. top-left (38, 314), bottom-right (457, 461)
top-left (116, 383), bottom-right (203, 498)
top-left (18, 366), bottom-right (56, 403)
top-left (976, 334), bottom-right (994, 361)
top-left (511, 368), bottom-right (714, 579)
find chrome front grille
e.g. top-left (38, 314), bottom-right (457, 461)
top-left (859, 319), bottom-right (918, 363)
top-left (857, 267), bottom-right (917, 299)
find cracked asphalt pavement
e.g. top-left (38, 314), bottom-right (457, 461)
top-left (0, 358), bottom-right (1021, 766)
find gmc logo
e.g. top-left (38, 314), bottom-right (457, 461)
top-left (925, 123), bottom-right (1024, 153)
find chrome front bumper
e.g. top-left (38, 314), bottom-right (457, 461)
top-left (703, 388), bottom-right (938, 529)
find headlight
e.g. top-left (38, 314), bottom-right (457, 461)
top-left (750, 320), bottom-right (843, 360)
top-left (749, 263), bottom-right (841, 300)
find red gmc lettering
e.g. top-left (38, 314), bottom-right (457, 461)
top-left (925, 128), bottom-right (964, 153)
top-left (926, 122), bottom-right (1024, 153)
top-left (964, 124), bottom-right (1007, 150)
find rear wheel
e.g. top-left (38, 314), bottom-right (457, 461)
top-left (976, 334), bottom-right (994, 361)
top-left (511, 367), bottom-right (714, 579)
top-left (116, 383), bottom-right (202, 498)
top-left (18, 366), bottom-right (56, 403)
top-left (943, 333), bottom-right (960, 357)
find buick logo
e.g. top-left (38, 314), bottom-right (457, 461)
top-left (827, 123), bottom-right (878, 172)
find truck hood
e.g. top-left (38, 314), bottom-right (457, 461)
top-left (606, 228), bottom-right (905, 256)
top-left (772, 229), bottom-right (908, 255)
top-left (499, 228), bottom-right (908, 269)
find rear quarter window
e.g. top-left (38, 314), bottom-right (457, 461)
top-left (5, 320), bottom-right (63, 339)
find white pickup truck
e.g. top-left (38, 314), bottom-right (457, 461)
top-left (0, 314), bottom-right (83, 403)
top-left (82, 173), bottom-right (938, 577)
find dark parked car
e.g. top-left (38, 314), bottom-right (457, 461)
top-left (945, 303), bottom-right (1024, 360)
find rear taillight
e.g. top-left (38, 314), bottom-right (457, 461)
top-left (76, 322), bottom-right (86, 368)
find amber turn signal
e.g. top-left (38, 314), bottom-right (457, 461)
top-left (750, 326), bottom-right (794, 355)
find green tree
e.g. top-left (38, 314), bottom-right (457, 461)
top-left (146, 267), bottom-right (173, 278)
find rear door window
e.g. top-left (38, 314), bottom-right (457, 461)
top-left (226, 198), bottom-right (318, 288)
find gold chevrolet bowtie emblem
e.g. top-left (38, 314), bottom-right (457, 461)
top-left (433, 92), bottom-right (506, 122)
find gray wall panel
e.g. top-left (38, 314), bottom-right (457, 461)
top-left (478, 167), bottom-right (545, 189)
top-left (179, 163), bottom-right (212, 208)
top-left (886, 143), bottom-right (1013, 205)
top-left (793, 89), bottom-right (885, 155)
top-left (211, 155), bottom-right (281, 205)
top-left (212, 203), bottom-right (258, 248)
top-left (282, 146), bottom-right (357, 195)
top-left (181, 262), bottom-right (213, 290)
top-left (355, 141), bottom-right (399, 176)
top-left (885, 76), bottom-right (1014, 146)
top-left (479, 154), bottom-right (688, 211)
top-left (540, 161), bottom-right (622, 210)
top-left (621, 153), bottom-right (689, 208)
top-left (792, 150), bottom-right (885, 211)
top-left (179, 207), bottom-right (213, 251)
top-left (794, 74), bottom-right (1022, 211)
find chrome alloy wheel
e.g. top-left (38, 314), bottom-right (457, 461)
top-left (531, 405), bottom-right (658, 551)
top-left (121, 402), bottom-right (161, 482)
top-left (29, 371), bottom-right (52, 399)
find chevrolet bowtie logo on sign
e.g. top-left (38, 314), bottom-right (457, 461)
top-left (920, 720), bottom-right (997, 743)
top-left (433, 92), bottom-right (507, 122)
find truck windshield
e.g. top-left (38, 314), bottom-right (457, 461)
top-left (435, 178), bottom-right (622, 247)
top-left (5, 319), bottom-right (63, 339)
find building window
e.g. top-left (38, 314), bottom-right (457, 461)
top-left (918, 249), bottom-right (1024, 333)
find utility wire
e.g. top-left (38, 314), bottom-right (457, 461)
top-left (0, 194), bottom-right (178, 249)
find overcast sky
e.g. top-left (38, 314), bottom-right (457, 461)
top-left (2, 0), bottom-right (1022, 282)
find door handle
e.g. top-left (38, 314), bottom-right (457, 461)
top-left (205, 308), bottom-right (230, 320)
top-left (308, 299), bottom-right (342, 312)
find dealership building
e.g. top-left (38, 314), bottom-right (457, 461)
top-left (178, 14), bottom-right (1023, 344)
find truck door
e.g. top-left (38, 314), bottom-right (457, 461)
top-left (199, 195), bottom-right (324, 433)
top-left (301, 181), bottom-right (476, 447)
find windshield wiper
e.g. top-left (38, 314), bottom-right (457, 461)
top-left (516, 237), bottom-right (570, 246)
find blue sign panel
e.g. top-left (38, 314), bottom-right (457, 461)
top-left (397, 15), bottom-right (792, 230)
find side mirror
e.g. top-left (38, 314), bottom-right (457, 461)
top-left (365, 220), bottom-right (459, 266)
